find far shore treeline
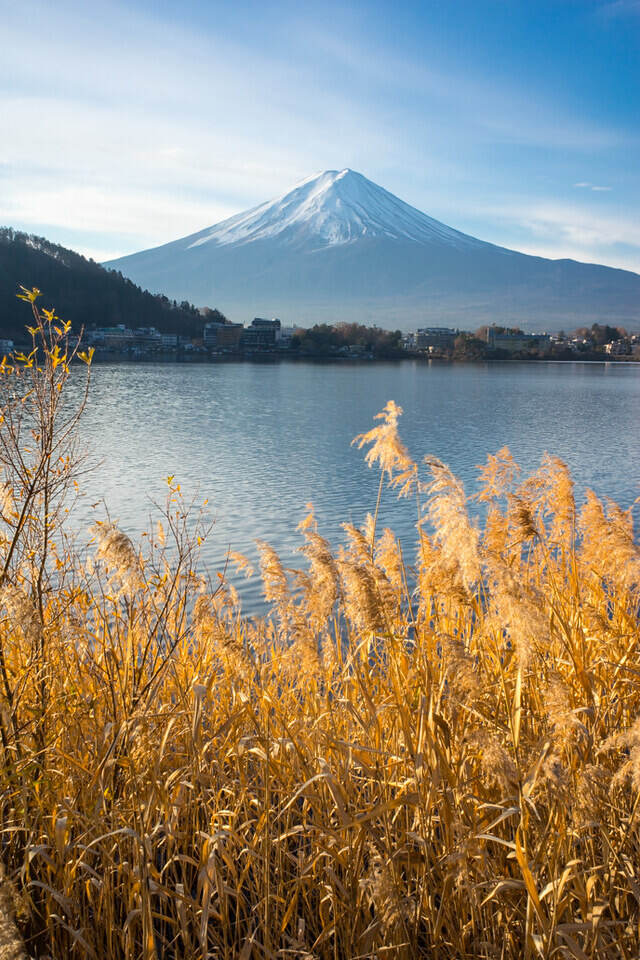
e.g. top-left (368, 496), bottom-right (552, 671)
top-left (1, 227), bottom-right (637, 362)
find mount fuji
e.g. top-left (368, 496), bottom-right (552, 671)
top-left (105, 169), bottom-right (640, 331)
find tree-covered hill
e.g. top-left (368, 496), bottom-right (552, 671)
top-left (0, 228), bottom-right (215, 339)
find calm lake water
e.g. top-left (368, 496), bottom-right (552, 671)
top-left (73, 360), bottom-right (640, 612)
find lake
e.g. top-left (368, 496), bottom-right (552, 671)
top-left (73, 359), bottom-right (640, 612)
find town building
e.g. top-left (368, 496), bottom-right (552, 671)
top-left (203, 318), bottom-right (243, 352)
top-left (241, 318), bottom-right (281, 351)
top-left (605, 339), bottom-right (631, 355)
top-left (95, 325), bottom-right (134, 350)
top-left (485, 328), bottom-right (551, 354)
top-left (414, 327), bottom-right (457, 350)
top-left (133, 327), bottom-right (161, 345)
top-left (278, 325), bottom-right (297, 348)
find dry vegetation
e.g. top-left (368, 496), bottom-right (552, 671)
top-left (0, 292), bottom-right (639, 959)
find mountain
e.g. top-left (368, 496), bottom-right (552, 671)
top-left (105, 169), bottom-right (640, 331)
top-left (0, 228), bottom-right (210, 338)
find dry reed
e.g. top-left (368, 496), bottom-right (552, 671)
top-left (0, 298), bottom-right (639, 959)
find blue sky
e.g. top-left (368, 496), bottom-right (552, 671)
top-left (2, 0), bottom-right (639, 269)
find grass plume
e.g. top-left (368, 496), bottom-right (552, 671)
top-left (0, 296), bottom-right (639, 958)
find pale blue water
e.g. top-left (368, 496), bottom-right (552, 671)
top-left (73, 360), bottom-right (640, 612)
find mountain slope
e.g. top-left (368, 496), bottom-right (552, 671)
top-left (0, 228), bottom-right (209, 338)
top-left (105, 170), bottom-right (640, 330)
top-left (184, 169), bottom-right (485, 249)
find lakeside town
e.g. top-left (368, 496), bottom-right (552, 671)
top-left (2, 306), bottom-right (638, 363)
top-left (9, 315), bottom-right (637, 362)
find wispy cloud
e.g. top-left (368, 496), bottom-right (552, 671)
top-left (458, 198), bottom-right (640, 273)
top-left (0, 0), bottom-right (638, 273)
top-left (600, 0), bottom-right (640, 18)
top-left (574, 182), bottom-right (613, 191)
top-left (293, 21), bottom-right (628, 153)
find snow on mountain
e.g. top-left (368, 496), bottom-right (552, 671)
top-left (185, 169), bottom-right (483, 250)
top-left (105, 170), bottom-right (640, 331)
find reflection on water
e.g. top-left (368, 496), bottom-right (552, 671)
top-left (69, 360), bottom-right (640, 612)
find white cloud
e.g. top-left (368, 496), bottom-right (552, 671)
top-left (508, 242), bottom-right (639, 272)
top-left (0, 0), bottom-right (406, 253)
top-left (461, 198), bottom-right (640, 272)
top-left (288, 20), bottom-right (629, 153)
top-left (573, 181), bottom-right (612, 191)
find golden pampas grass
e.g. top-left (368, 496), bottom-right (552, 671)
top-left (1, 383), bottom-right (640, 960)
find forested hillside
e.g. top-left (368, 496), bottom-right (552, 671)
top-left (0, 228), bottom-right (211, 338)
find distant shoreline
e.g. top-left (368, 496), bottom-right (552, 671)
top-left (85, 352), bottom-right (640, 366)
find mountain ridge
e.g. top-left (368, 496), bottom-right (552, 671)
top-left (105, 170), bottom-right (640, 331)
top-left (0, 227), bottom-right (210, 338)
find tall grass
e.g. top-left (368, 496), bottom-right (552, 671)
top-left (0, 296), bottom-right (639, 958)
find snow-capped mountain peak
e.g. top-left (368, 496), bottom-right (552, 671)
top-left (185, 168), bottom-right (481, 250)
top-left (104, 167), bottom-right (640, 331)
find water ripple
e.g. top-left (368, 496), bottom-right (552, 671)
top-left (69, 360), bottom-right (640, 614)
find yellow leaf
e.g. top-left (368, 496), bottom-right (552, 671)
top-left (16, 285), bottom-right (41, 303)
top-left (515, 829), bottom-right (547, 931)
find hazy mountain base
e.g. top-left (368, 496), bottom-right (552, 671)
top-left (109, 236), bottom-right (640, 331)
